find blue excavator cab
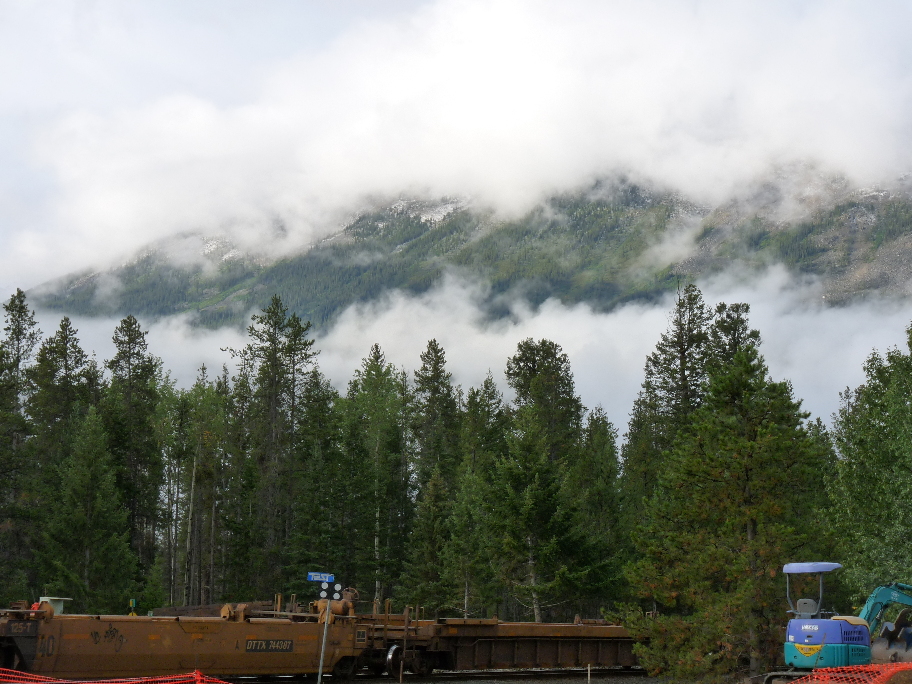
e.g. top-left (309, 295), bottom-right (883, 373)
top-left (782, 562), bottom-right (871, 668)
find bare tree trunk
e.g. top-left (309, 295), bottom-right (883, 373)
top-left (528, 538), bottom-right (542, 623)
top-left (183, 452), bottom-right (197, 606)
top-left (208, 498), bottom-right (216, 604)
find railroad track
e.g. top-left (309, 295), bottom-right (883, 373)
top-left (226, 667), bottom-right (647, 683)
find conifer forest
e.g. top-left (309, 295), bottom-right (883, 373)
top-left (1, 285), bottom-right (909, 677)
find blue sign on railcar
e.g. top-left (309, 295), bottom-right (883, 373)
top-left (307, 572), bottom-right (334, 582)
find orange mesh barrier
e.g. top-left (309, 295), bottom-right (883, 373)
top-left (0, 670), bottom-right (229, 684)
top-left (792, 664), bottom-right (912, 684)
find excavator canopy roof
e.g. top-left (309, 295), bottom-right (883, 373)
top-left (783, 562), bottom-right (843, 574)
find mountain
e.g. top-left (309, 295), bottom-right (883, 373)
top-left (31, 174), bottom-right (912, 329)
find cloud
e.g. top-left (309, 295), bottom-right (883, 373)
top-left (30, 265), bottom-right (912, 439)
top-left (5, 0), bottom-right (912, 289)
top-left (32, 310), bottom-right (250, 391)
top-left (316, 268), bottom-right (912, 433)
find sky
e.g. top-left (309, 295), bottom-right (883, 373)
top-left (6, 0), bottom-right (912, 431)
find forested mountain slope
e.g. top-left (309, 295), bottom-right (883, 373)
top-left (33, 176), bottom-right (912, 327)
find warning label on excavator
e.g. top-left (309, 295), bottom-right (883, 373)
top-left (246, 639), bottom-right (294, 653)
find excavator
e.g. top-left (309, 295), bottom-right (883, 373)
top-left (764, 562), bottom-right (912, 684)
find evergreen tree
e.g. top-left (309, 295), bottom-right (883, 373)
top-left (397, 469), bottom-right (453, 614)
top-left (0, 345), bottom-right (30, 604)
top-left (0, 290), bottom-right (41, 603)
top-left (505, 338), bottom-right (583, 462)
top-left (459, 373), bottom-right (510, 471)
top-left (343, 344), bottom-right (413, 602)
top-left (442, 374), bottom-right (510, 617)
top-left (488, 405), bottom-right (575, 622)
top-left (830, 326), bottom-right (912, 596)
top-left (488, 339), bottom-right (585, 621)
top-left (26, 317), bottom-right (100, 460)
top-left (707, 302), bottom-right (761, 372)
top-left (618, 289), bottom-right (760, 565)
top-left (619, 284), bottom-right (712, 511)
top-left (103, 314), bottom-right (162, 571)
top-left (625, 345), bottom-right (833, 678)
top-left (287, 369), bottom-right (356, 591)
top-left (443, 465), bottom-right (501, 617)
top-left (223, 295), bottom-right (317, 594)
top-left (220, 353), bottom-right (263, 598)
top-left (39, 408), bottom-right (138, 614)
top-left (561, 406), bottom-right (623, 610)
top-left (413, 339), bottom-right (461, 489)
top-left (2, 288), bottom-right (41, 413)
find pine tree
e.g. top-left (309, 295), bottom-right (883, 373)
top-left (625, 345), bottom-right (833, 678)
top-left (103, 315), bottom-right (162, 571)
top-left (27, 317), bottom-right (99, 459)
top-left (344, 344), bottom-right (413, 602)
top-left (2, 288), bottom-right (41, 414)
top-left (413, 339), bottom-right (461, 489)
top-left (224, 295), bottom-right (318, 594)
top-left (619, 284), bottom-right (712, 512)
top-left (830, 325), bottom-right (912, 596)
top-left (0, 290), bottom-right (41, 603)
top-left (459, 373), bottom-right (510, 471)
top-left (505, 338), bottom-right (583, 463)
top-left (397, 469), bottom-right (453, 615)
top-left (618, 289), bottom-right (760, 562)
top-left (287, 369), bottom-right (355, 591)
top-left (442, 374), bottom-right (509, 618)
top-left (489, 405), bottom-right (574, 622)
top-left (443, 465), bottom-right (501, 617)
top-left (561, 406), bottom-right (623, 611)
top-left (39, 408), bottom-right (138, 614)
top-left (489, 339), bottom-right (585, 621)
top-left (0, 345), bottom-right (30, 605)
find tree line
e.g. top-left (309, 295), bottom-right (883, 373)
top-left (0, 285), bottom-right (909, 679)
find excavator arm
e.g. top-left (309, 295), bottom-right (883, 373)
top-left (857, 583), bottom-right (912, 638)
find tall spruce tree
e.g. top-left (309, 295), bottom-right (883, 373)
top-left (625, 344), bottom-right (833, 678)
top-left (0, 290), bottom-right (42, 603)
top-left (103, 315), bottom-right (162, 571)
top-left (39, 408), bottom-right (138, 614)
top-left (489, 405), bottom-right (575, 622)
top-left (344, 344), bottom-right (413, 602)
top-left (287, 368), bottom-right (358, 591)
top-left (223, 295), bottom-right (317, 595)
top-left (2, 288), bottom-right (41, 415)
top-left (442, 374), bottom-right (510, 617)
top-left (619, 284), bottom-right (712, 513)
top-left (397, 468), bottom-right (453, 615)
top-left (561, 406), bottom-right (623, 611)
top-left (488, 339), bottom-right (585, 621)
top-left (27, 318), bottom-right (101, 461)
top-left (0, 345), bottom-right (29, 604)
top-left (618, 289), bottom-right (760, 567)
top-left (505, 338), bottom-right (583, 463)
top-left (413, 339), bottom-right (461, 489)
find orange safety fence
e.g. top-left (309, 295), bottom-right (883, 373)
top-left (0, 670), bottom-right (230, 684)
top-left (792, 664), bottom-right (912, 684)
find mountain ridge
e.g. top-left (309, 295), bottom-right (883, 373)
top-left (31, 174), bottom-right (912, 328)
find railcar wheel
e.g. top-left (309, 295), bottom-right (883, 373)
top-left (407, 650), bottom-right (434, 676)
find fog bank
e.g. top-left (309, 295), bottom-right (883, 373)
top-left (34, 267), bottom-right (912, 436)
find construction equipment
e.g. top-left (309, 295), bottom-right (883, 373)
top-left (858, 582), bottom-right (912, 664)
top-left (781, 562), bottom-right (871, 670)
top-left (764, 562), bottom-right (868, 684)
top-left (766, 563), bottom-right (912, 684)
